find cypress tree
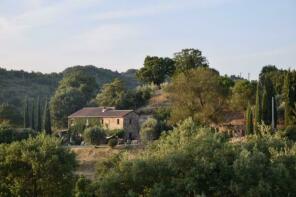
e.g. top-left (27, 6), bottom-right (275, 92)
top-left (36, 97), bottom-right (42, 132)
top-left (31, 100), bottom-right (35, 130)
top-left (43, 98), bottom-right (52, 135)
top-left (284, 72), bottom-right (292, 127)
top-left (262, 89), bottom-right (268, 124)
top-left (254, 82), bottom-right (262, 132)
top-left (272, 96), bottom-right (278, 129)
top-left (245, 105), bottom-right (254, 135)
top-left (24, 97), bottom-right (30, 128)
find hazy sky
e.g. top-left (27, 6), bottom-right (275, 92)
top-left (0, 0), bottom-right (295, 79)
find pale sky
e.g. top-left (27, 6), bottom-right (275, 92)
top-left (0, 0), bottom-right (295, 79)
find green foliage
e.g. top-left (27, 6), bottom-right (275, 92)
top-left (74, 176), bottom-right (93, 197)
top-left (136, 56), bottom-right (175, 85)
top-left (52, 88), bottom-right (86, 128)
top-left (36, 97), bottom-right (42, 132)
top-left (284, 71), bottom-right (296, 127)
top-left (108, 138), bottom-right (118, 148)
top-left (96, 79), bottom-right (127, 109)
top-left (245, 105), bottom-right (254, 135)
top-left (106, 129), bottom-right (125, 138)
top-left (43, 99), bottom-right (52, 135)
top-left (96, 79), bottom-right (151, 110)
top-left (30, 100), bottom-right (35, 130)
top-left (283, 125), bottom-right (296, 141)
top-left (231, 80), bottom-right (257, 111)
top-left (254, 82), bottom-right (262, 132)
top-left (24, 97), bottom-right (30, 128)
top-left (169, 67), bottom-right (228, 124)
top-left (174, 48), bottom-right (208, 74)
top-left (0, 122), bottom-right (37, 144)
top-left (140, 118), bottom-right (158, 142)
top-left (0, 134), bottom-right (76, 196)
top-left (0, 68), bottom-right (62, 114)
top-left (93, 118), bottom-right (296, 196)
top-left (83, 126), bottom-right (106, 145)
top-left (0, 103), bottom-right (22, 126)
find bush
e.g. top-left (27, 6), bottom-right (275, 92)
top-left (284, 125), bottom-right (296, 141)
top-left (93, 118), bottom-right (296, 196)
top-left (74, 176), bottom-right (93, 197)
top-left (140, 118), bottom-right (158, 142)
top-left (0, 134), bottom-right (76, 196)
top-left (0, 123), bottom-right (36, 144)
top-left (108, 138), bottom-right (117, 148)
top-left (83, 126), bottom-right (106, 145)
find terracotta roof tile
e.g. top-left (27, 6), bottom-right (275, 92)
top-left (68, 107), bottom-right (134, 118)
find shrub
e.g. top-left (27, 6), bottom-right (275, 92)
top-left (284, 125), bottom-right (296, 141)
top-left (0, 123), bottom-right (36, 143)
top-left (83, 126), bottom-right (106, 145)
top-left (93, 118), bottom-right (296, 196)
top-left (74, 176), bottom-right (93, 197)
top-left (0, 134), bottom-right (76, 196)
top-left (108, 138), bottom-right (117, 148)
top-left (140, 118), bottom-right (158, 142)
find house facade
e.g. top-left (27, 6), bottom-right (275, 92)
top-left (68, 107), bottom-right (139, 139)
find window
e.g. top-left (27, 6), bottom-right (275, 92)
top-left (129, 119), bottom-right (132, 125)
top-left (117, 119), bottom-right (120, 125)
top-left (101, 119), bottom-right (103, 124)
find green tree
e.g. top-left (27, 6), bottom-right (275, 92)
top-left (43, 98), bottom-right (52, 135)
top-left (83, 126), bottom-right (106, 145)
top-left (0, 134), bottom-right (76, 196)
top-left (51, 72), bottom-right (97, 128)
top-left (245, 105), bottom-right (254, 135)
top-left (284, 72), bottom-right (294, 127)
top-left (0, 103), bottom-right (22, 126)
top-left (31, 100), bottom-right (35, 130)
top-left (136, 56), bottom-right (175, 85)
top-left (51, 88), bottom-right (86, 128)
top-left (93, 118), bottom-right (296, 196)
top-left (174, 48), bottom-right (208, 74)
top-left (74, 176), bottom-right (93, 197)
top-left (140, 118), bottom-right (158, 142)
top-left (254, 82), bottom-right (262, 132)
top-left (262, 89), bottom-right (268, 124)
top-left (230, 80), bottom-right (256, 111)
top-left (24, 97), bottom-right (30, 128)
top-left (96, 79), bottom-right (127, 109)
top-left (36, 97), bottom-right (42, 132)
top-left (169, 67), bottom-right (228, 124)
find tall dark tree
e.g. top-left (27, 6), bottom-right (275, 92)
top-left (262, 89), bottom-right (268, 125)
top-left (24, 98), bottom-right (30, 128)
top-left (261, 78), bottom-right (275, 125)
top-left (31, 100), bottom-right (35, 130)
top-left (24, 97), bottom-right (30, 128)
top-left (284, 72), bottom-right (293, 127)
top-left (36, 97), bottom-right (42, 132)
top-left (43, 98), bottom-right (52, 135)
top-left (254, 82), bottom-right (262, 132)
top-left (245, 105), bottom-right (254, 135)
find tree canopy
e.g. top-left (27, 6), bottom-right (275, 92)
top-left (174, 48), bottom-right (208, 73)
top-left (0, 134), bottom-right (76, 196)
top-left (169, 67), bottom-right (228, 124)
top-left (136, 56), bottom-right (175, 85)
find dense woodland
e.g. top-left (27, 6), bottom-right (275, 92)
top-left (0, 48), bottom-right (296, 196)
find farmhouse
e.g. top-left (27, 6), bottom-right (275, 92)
top-left (68, 107), bottom-right (139, 139)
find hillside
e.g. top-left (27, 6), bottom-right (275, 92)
top-left (0, 66), bottom-right (138, 114)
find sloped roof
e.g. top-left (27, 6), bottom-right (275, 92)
top-left (68, 107), bottom-right (133, 118)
